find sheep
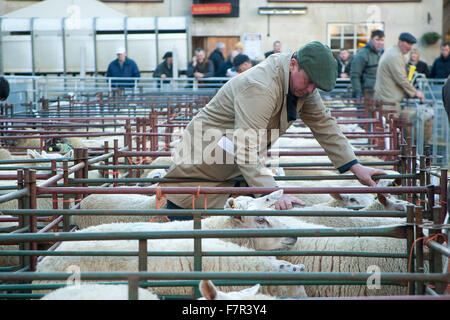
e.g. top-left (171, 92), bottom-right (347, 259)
top-left (41, 284), bottom-right (159, 300)
top-left (230, 190), bottom-right (408, 228)
top-left (277, 217), bottom-right (408, 297)
top-left (0, 216), bottom-right (20, 267)
top-left (227, 192), bottom-right (410, 297)
top-left (74, 193), bottom-right (159, 229)
top-left (72, 213), bottom-right (299, 252)
top-left (198, 280), bottom-right (277, 300)
top-left (0, 148), bottom-right (14, 160)
top-left (34, 238), bottom-right (307, 298)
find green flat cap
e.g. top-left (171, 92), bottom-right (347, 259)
top-left (297, 41), bottom-right (337, 92)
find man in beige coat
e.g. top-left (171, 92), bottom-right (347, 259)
top-left (161, 42), bottom-right (386, 215)
top-left (374, 32), bottom-right (426, 141)
top-left (374, 33), bottom-right (424, 109)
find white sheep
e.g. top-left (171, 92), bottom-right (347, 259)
top-left (0, 216), bottom-right (20, 267)
top-left (198, 280), bottom-right (277, 300)
top-left (228, 191), bottom-right (410, 297)
top-left (41, 284), bottom-right (159, 300)
top-left (230, 190), bottom-right (408, 228)
top-left (75, 193), bottom-right (159, 229)
top-left (73, 213), bottom-right (299, 252)
top-left (0, 148), bottom-right (14, 160)
top-left (34, 238), bottom-right (307, 298)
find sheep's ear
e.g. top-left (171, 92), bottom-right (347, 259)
top-left (63, 149), bottom-right (74, 158)
top-left (27, 149), bottom-right (41, 159)
top-left (270, 189), bottom-right (283, 199)
top-left (377, 194), bottom-right (388, 207)
top-left (199, 280), bottom-right (218, 300)
top-left (224, 198), bottom-right (235, 209)
top-left (330, 193), bottom-right (344, 201)
top-left (239, 284), bottom-right (260, 296)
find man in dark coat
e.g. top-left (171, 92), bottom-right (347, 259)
top-left (153, 51), bottom-right (173, 79)
top-left (0, 77), bottom-right (10, 101)
top-left (430, 42), bottom-right (450, 79)
top-left (264, 40), bottom-right (281, 58)
top-left (208, 42), bottom-right (226, 77)
top-left (187, 48), bottom-right (215, 79)
top-left (350, 29), bottom-right (385, 98)
top-left (106, 47), bottom-right (140, 88)
top-left (336, 48), bottom-right (353, 78)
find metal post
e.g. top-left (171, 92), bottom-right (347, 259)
top-left (25, 169), bottom-right (37, 271)
top-left (419, 156), bottom-right (426, 209)
top-left (414, 206), bottom-right (425, 295)
top-left (193, 211), bottom-right (202, 299)
top-left (440, 169), bottom-right (447, 223)
top-left (138, 239), bottom-right (147, 272)
top-left (431, 206), bottom-right (444, 294)
top-left (155, 17), bottom-right (159, 66)
top-left (62, 17), bottom-right (67, 76)
top-left (17, 170), bottom-right (28, 269)
top-left (62, 160), bottom-right (70, 231)
top-left (93, 17), bottom-right (98, 77)
top-left (30, 18), bottom-right (36, 76)
top-left (128, 276), bottom-right (139, 300)
top-left (124, 16), bottom-right (128, 54)
top-left (406, 205), bottom-right (415, 295)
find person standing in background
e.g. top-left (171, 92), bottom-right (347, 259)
top-left (430, 42), bottom-right (450, 79)
top-left (106, 47), bottom-right (140, 88)
top-left (336, 48), bottom-right (353, 78)
top-left (408, 49), bottom-right (430, 78)
top-left (350, 30), bottom-right (385, 98)
top-left (187, 48), bottom-right (215, 79)
top-left (209, 42), bottom-right (226, 77)
top-left (265, 40), bottom-right (282, 58)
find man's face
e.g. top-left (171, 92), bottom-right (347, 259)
top-left (398, 40), bottom-right (414, 55)
top-left (274, 42), bottom-right (281, 53)
top-left (117, 53), bottom-right (126, 62)
top-left (238, 61), bottom-right (252, 73)
top-left (371, 36), bottom-right (385, 53)
top-left (289, 59), bottom-right (317, 98)
top-left (339, 50), bottom-right (350, 61)
top-left (166, 57), bottom-right (173, 66)
top-left (197, 50), bottom-right (206, 63)
top-left (441, 45), bottom-right (450, 59)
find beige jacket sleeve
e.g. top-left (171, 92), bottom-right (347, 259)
top-left (233, 84), bottom-right (278, 188)
top-left (389, 54), bottom-right (417, 98)
top-left (299, 91), bottom-right (357, 169)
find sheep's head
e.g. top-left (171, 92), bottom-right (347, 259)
top-left (224, 191), bottom-right (297, 251)
top-left (330, 193), bottom-right (376, 207)
top-left (198, 280), bottom-right (267, 300)
top-left (137, 169), bottom-right (167, 187)
top-left (377, 194), bottom-right (410, 211)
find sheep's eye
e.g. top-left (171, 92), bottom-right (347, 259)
top-left (256, 217), bottom-right (267, 224)
top-left (350, 197), bottom-right (356, 202)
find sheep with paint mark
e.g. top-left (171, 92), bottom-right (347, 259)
top-left (34, 238), bottom-right (307, 298)
top-left (41, 284), bottom-right (159, 300)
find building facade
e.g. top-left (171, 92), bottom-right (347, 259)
top-left (0, 0), bottom-right (445, 70)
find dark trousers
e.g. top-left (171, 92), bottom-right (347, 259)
top-left (166, 200), bottom-right (193, 221)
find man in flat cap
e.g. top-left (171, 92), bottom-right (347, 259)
top-left (374, 33), bottom-right (427, 140)
top-left (161, 41), bottom-right (386, 217)
top-left (153, 51), bottom-right (174, 79)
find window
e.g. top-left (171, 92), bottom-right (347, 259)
top-left (327, 22), bottom-right (384, 57)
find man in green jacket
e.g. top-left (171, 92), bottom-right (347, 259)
top-left (161, 42), bottom-right (386, 215)
top-left (350, 30), bottom-right (385, 98)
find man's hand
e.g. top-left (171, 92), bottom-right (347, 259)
top-left (350, 163), bottom-right (387, 187)
top-left (414, 90), bottom-right (425, 101)
top-left (161, 74), bottom-right (167, 79)
top-left (275, 195), bottom-right (305, 210)
top-left (194, 72), bottom-right (204, 79)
